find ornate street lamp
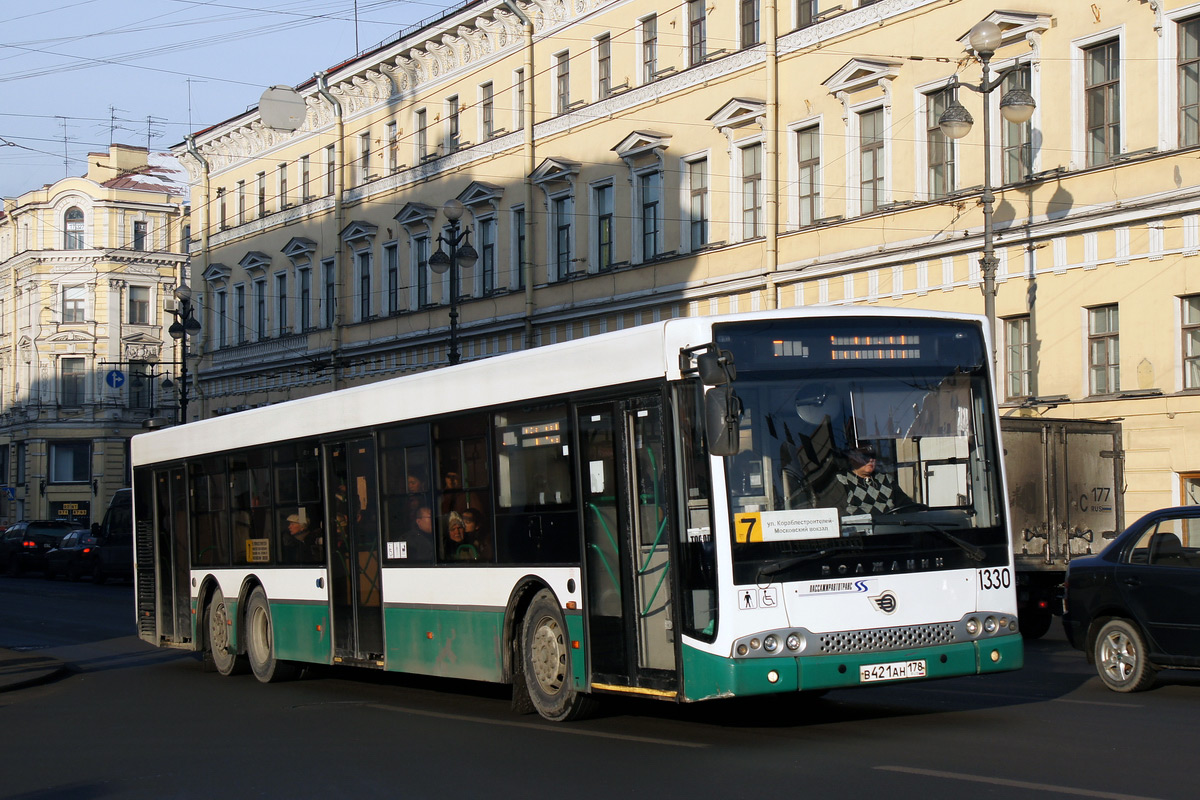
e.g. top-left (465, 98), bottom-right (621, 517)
top-left (428, 198), bottom-right (479, 366)
top-left (938, 20), bottom-right (1036, 359)
top-left (167, 284), bottom-right (202, 422)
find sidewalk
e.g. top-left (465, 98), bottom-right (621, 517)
top-left (0, 648), bottom-right (69, 691)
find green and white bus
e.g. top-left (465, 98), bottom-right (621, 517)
top-left (134, 308), bottom-right (1021, 720)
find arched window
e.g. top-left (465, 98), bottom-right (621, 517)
top-left (64, 207), bottom-right (85, 250)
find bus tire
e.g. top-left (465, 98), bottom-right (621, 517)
top-left (207, 588), bottom-right (247, 676)
top-left (1094, 618), bottom-right (1157, 693)
top-left (245, 587), bottom-right (301, 683)
top-left (521, 589), bottom-right (596, 722)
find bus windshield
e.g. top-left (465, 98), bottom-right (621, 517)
top-left (713, 317), bottom-right (1008, 584)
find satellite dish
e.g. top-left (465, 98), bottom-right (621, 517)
top-left (259, 86), bottom-right (306, 132)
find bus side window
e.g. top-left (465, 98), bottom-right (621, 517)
top-left (434, 415), bottom-right (492, 563)
top-left (379, 426), bottom-right (435, 565)
top-left (229, 449), bottom-right (273, 565)
top-left (190, 457), bottom-right (230, 566)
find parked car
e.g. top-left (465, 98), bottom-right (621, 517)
top-left (0, 520), bottom-right (80, 576)
top-left (44, 528), bottom-right (101, 581)
top-left (91, 489), bottom-right (133, 584)
top-left (1062, 505), bottom-right (1200, 692)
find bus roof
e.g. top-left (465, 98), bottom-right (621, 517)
top-left (131, 306), bottom-right (984, 466)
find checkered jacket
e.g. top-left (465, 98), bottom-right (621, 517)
top-left (835, 471), bottom-right (912, 515)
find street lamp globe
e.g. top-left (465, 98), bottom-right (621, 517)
top-left (174, 284), bottom-right (193, 303)
top-left (1000, 87), bottom-right (1036, 124)
top-left (443, 198), bottom-right (465, 221)
top-left (939, 101), bottom-right (975, 140)
top-left (968, 20), bottom-right (1003, 56)
top-left (428, 247), bottom-right (452, 274)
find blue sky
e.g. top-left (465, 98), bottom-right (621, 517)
top-left (0, 0), bottom-right (450, 198)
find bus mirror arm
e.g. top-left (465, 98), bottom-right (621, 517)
top-left (706, 386), bottom-right (742, 457)
top-left (685, 345), bottom-right (736, 386)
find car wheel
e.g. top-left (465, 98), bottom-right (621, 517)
top-left (245, 587), bottom-right (301, 683)
top-left (1020, 607), bottom-right (1053, 640)
top-left (207, 588), bottom-right (247, 676)
top-left (1094, 618), bottom-right (1158, 692)
top-left (521, 589), bottom-right (596, 722)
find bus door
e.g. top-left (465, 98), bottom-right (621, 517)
top-left (324, 438), bottom-right (385, 664)
top-left (142, 467), bottom-right (190, 645)
top-left (578, 395), bottom-right (678, 693)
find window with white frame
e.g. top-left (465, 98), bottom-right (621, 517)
top-left (50, 441), bottom-right (90, 482)
top-left (478, 217), bottom-right (496, 294)
top-left (301, 155), bottom-right (311, 200)
top-left (741, 0), bottom-right (760, 48)
top-left (128, 285), bottom-right (150, 325)
top-left (859, 107), bottom-right (885, 213)
top-left (1184, 294), bottom-right (1200, 389)
top-left (132, 220), bottom-right (148, 250)
top-left (512, 206), bottom-right (526, 289)
top-left (64, 207), bottom-right (85, 249)
top-left (257, 172), bottom-right (267, 217)
top-left (1180, 17), bottom-right (1200, 148)
top-left (237, 180), bottom-right (246, 223)
top-left (216, 289), bottom-right (228, 347)
top-left (514, 69), bottom-right (525, 130)
top-left (596, 34), bottom-right (612, 99)
top-left (129, 360), bottom-right (152, 409)
top-left (741, 143), bottom-right (764, 239)
top-left (687, 157), bottom-right (709, 250)
top-left (639, 170), bottom-right (662, 260)
top-left (555, 52), bottom-right (570, 114)
top-left (275, 273), bottom-right (288, 334)
top-left (321, 259), bottom-right (335, 328)
top-left (415, 109), bottom-right (428, 161)
top-left (235, 284), bottom-right (247, 343)
top-left (552, 194), bottom-right (573, 281)
top-left (62, 285), bottom-right (86, 323)
top-left (254, 279), bottom-right (267, 338)
top-left (1002, 63), bottom-right (1034, 184)
top-left (446, 97), bottom-right (460, 154)
top-left (1084, 39), bottom-right (1120, 166)
top-left (926, 85), bottom-right (956, 198)
top-left (1005, 315), bottom-right (1033, 399)
top-left (387, 122), bottom-right (399, 173)
top-left (357, 250), bottom-right (372, 320)
top-left (60, 358), bottom-right (86, 407)
top-left (797, 0), bottom-right (816, 29)
top-left (325, 145), bottom-right (336, 195)
top-left (796, 125), bottom-right (820, 226)
top-left (299, 268), bottom-right (311, 329)
top-left (1088, 304), bottom-right (1119, 395)
top-left (593, 183), bottom-right (614, 271)
top-left (413, 235), bottom-right (431, 307)
top-left (480, 83), bottom-right (495, 139)
top-left (359, 130), bottom-right (372, 184)
top-left (278, 162), bottom-right (289, 207)
top-left (641, 15), bottom-right (658, 83)
top-left (384, 243), bottom-right (400, 314)
top-left (688, 0), bottom-right (706, 66)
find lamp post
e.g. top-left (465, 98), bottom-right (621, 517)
top-left (938, 20), bottom-right (1036, 358)
top-left (428, 198), bottom-right (479, 366)
top-left (167, 284), bottom-right (202, 422)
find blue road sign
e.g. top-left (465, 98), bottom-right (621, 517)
top-left (106, 370), bottom-right (126, 389)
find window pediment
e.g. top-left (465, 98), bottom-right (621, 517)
top-left (957, 12), bottom-right (1054, 51)
top-left (531, 157), bottom-right (581, 189)
top-left (707, 99), bottom-right (766, 131)
top-left (281, 237), bottom-right (318, 262)
top-left (203, 262), bottom-right (232, 288)
top-left (340, 220), bottom-right (378, 247)
top-left (612, 131), bottom-right (672, 160)
top-left (822, 59), bottom-right (902, 95)
top-left (395, 202), bottom-right (438, 230)
top-left (239, 251), bottom-right (272, 277)
top-left (458, 181), bottom-right (504, 211)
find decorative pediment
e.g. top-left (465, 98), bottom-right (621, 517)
top-left (121, 332), bottom-right (164, 363)
top-left (239, 251), bottom-right (272, 278)
top-left (612, 131), bottom-right (672, 161)
top-left (822, 59), bottom-right (902, 95)
top-left (340, 220), bottom-right (378, 247)
top-left (531, 157), bottom-right (581, 189)
top-left (203, 262), bottom-right (232, 288)
top-left (458, 181), bottom-right (504, 210)
top-left (957, 12), bottom-right (1054, 52)
top-left (281, 237), bottom-right (318, 263)
top-left (707, 99), bottom-right (766, 132)
top-left (46, 330), bottom-right (96, 345)
top-left (394, 202), bottom-right (438, 230)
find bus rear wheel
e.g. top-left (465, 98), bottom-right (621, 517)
top-left (207, 588), bottom-right (246, 676)
top-left (245, 587), bottom-right (301, 683)
top-left (521, 590), bottom-right (595, 722)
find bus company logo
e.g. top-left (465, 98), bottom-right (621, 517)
top-left (805, 579), bottom-right (870, 595)
top-left (871, 591), bottom-right (898, 614)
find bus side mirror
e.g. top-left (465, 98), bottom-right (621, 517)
top-left (705, 386), bottom-right (742, 457)
top-left (696, 349), bottom-right (735, 386)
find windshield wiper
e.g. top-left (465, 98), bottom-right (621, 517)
top-left (892, 519), bottom-right (986, 562)
top-left (757, 544), bottom-right (862, 581)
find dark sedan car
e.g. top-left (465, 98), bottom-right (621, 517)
top-left (44, 529), bottom-right (100, 581)
top-left (0, 520), bottom-right (79, 576)
top-left (1063, 506), bottom-right (1200, 692)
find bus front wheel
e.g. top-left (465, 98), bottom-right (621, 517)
top-left (521, 590), bottom-right (596, 722)
top-left (207, 588), bottom-right (246, 676)
top-left (245, 587), bottom-right (301, 683)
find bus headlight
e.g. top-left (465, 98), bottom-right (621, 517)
top-left (983, 616), bottom-right (998, 633)
top-left (966, 617), bottom-right (980, 636)
top-left (786, 634), bottom-right (802, 652)
top-left (749, 638), bottom-right (761, 650)
top-left (737, 644), bottom-right (749, 656)
top-left (763, 635), bottom-right (779, 653)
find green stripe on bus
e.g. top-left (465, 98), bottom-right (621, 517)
top-left (383, 606), bottom-right (507, 682)
top-left (680, 634), bottom-right (1024, 701)
top-left (269, 601), bottom-right (332, 664)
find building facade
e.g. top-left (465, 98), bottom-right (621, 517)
top-left (177, 0), bottom-right (1200, 523)
top-left (0, 144), bottom-right (190, 526)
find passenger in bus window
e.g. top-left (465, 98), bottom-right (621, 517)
top-left (462, 507), bottom-right (493, 561)
top-left (407, 506), bottom-right (435, 562)
top-left (282, 511), bottom-right (324, 563)
top-left (835, 445), bottom-right (916, 515)
top-left (441, 471), bottom-right (467, 515)
top-left (444, 511), bottom-right (478, 560)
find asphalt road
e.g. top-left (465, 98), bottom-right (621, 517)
top-left (0, 575), bottom-right (1193, 800)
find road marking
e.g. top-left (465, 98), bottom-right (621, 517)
top-left (875, 766), bottom-right (1161, 800)
top-left (363, 703), bottom-right (709, 748)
